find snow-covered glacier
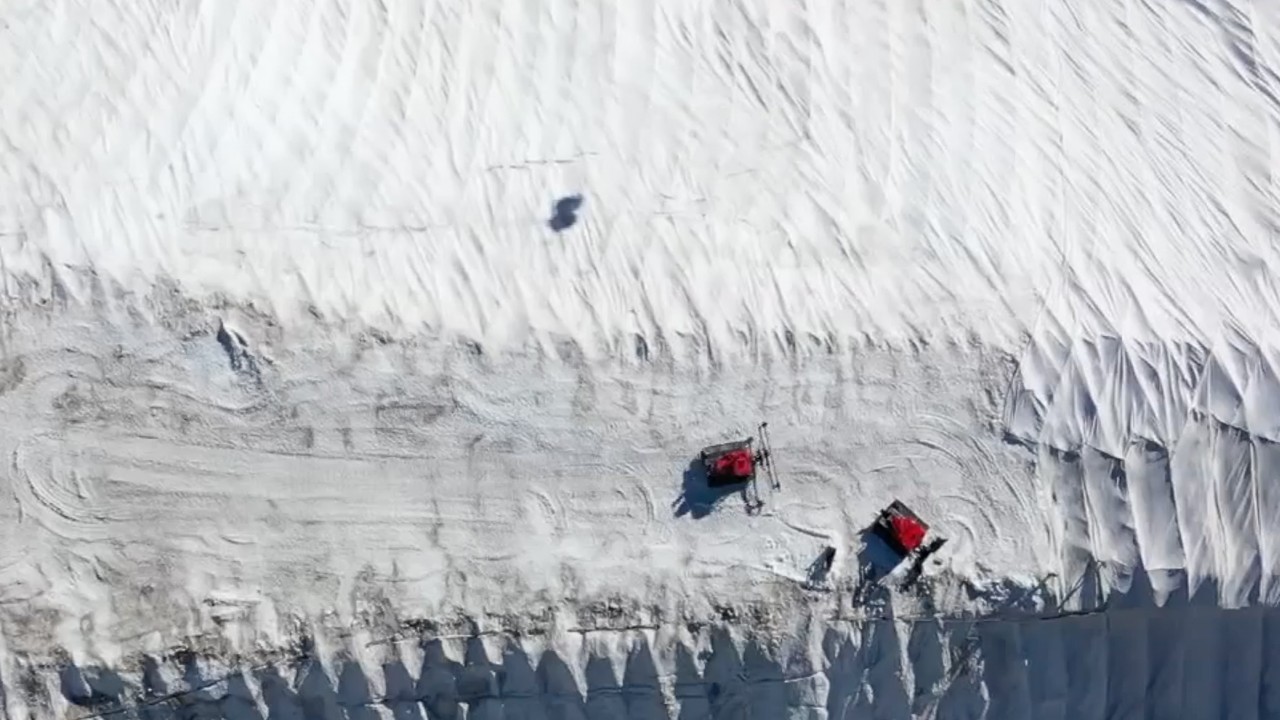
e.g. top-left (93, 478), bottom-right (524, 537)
top-left (5, 0), bottom-right (1280, 717)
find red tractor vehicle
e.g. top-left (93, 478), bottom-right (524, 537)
top-left (698, 422), bottom-right (781, 512)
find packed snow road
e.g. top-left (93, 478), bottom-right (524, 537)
top-left (0, 296), bottom-right (1035, 658)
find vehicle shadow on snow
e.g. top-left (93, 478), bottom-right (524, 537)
top-left (671, 458), bottom-right (753, 519)
top-left (847, 530), bottom-right (902, 606)
top-left (857, 529), bottom-right (906, 578)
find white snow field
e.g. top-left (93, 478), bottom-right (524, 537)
top-left (6, 0), bottom-right (1280, 717)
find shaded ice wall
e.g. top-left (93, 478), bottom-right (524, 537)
top-left (8, 609), bottom-right (1280, 720)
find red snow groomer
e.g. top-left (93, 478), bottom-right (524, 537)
top-left (703, 442), bottom-right (757, 486)
top-left (698, 422), bottom-right (781, 512)
top-left (700, 422), bottom-right (780, 489)
top-left (868, 500), bottom-right (948, 588)
top-left (873, 500), bottom-right (930, 556)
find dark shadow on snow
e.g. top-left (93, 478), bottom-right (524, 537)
top-left (380, 657), bottom-right (424, 720)
top-left (536, 650), bottom-right (587, 719)
top-left (416, 639), bottom-right (461, 719)
top-left (671, 458), bottom-right (752, 519)
top-left (59, 663), bottom-right (124, 710)
top-left (255, 664), bottom-right (305, 720)
top-left (548, 195), bottom-right (584, 232)
top-left (334, 657), bottom-right (379, 720)
top-left (857, 529), bottom-right (907, 582)
top-left (802, 546), bottom-right (837, 589)
top-left (458, 637), bottom-right (500, 712)
top-left (622, 638), bottom-right (668, 720)
top-left (673, 643), bottom-right (710, 720)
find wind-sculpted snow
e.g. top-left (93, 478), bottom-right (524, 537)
top-left (6, 0), bottom-right (1280, 360)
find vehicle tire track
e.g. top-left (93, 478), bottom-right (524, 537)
top-left (10, 437), bottom-right (114, 543)
top-left (910, 412), bottom-right (1033, 520)
top-left (525, 489), bottom-right (570, 538)
top-left (627, 474), bottom-right (676, 547)
top-left (935, 495), bottom-right (984, 566)
top-left (770, 512), bottom-right (831, 541)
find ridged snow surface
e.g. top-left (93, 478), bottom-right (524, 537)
top-left (5, 0), bottom-right (1280, 717)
